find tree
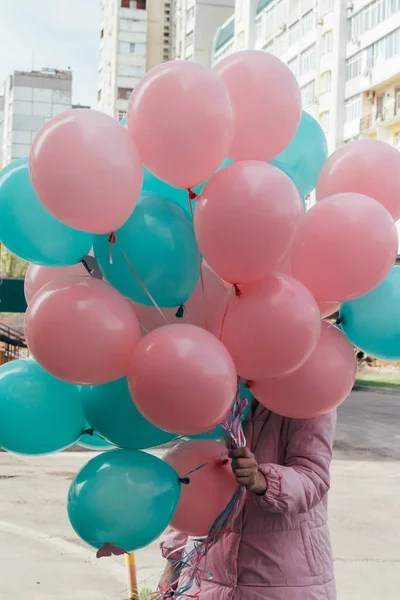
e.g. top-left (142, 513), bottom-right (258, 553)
top-left (1, 247), bottom-right (28, 278)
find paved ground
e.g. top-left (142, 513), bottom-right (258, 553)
top-left (0, 390), bottom-right (399, 599)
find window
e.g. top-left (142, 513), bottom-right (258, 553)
top-left (187, 7), bottom-right (194, 20)
top-left (394, 131), bottom-right (400, 148)
top-left (321, 30), bottom-right (333, 54)
top-left (322, 0), bottom-right (334, 15)
top-left (185, 31), bottom-right (194, 48)
top-left (300, 44), bottom-right (316, 74)
top-left (100, 28), bottom-right (104, 39)
top-left (346, 52), bottom-right (361, 80)
top-left (265, 6), bottom-right (276, 39)
top-left (349, 0), bottom-right (398, 40)
top-left (276, 31), bottom-right (287, 55)
top-left (119, 41), bottom-right (146, 55)
top-left (256, 18), bottom-right (262, 41)
top-left (345, 95), bottom-right (361, 122)
top-left (301, 80), bottom-right (315, 107)
top-left (120, 18), bottom-right (146, 33)
top-left (320, 110), bottom-right (330, 133)
top-left (265, 39), bottom-right (276, 56)
top-left (363, 27), bottom-right (400, 71)
top-left (301, 10), bottom-right (314, 37)
top-left (118, 110), bottom-right (127, 121)
top-left (320, 70), bottom-right (331, 93)
top-left (288, 56), bottom-right (299, 79)
top-left (97, 89), bottom-right (102, 102)
top-left (118, 64), bottom-right (145, 77)
top-left (289, 21), bottom-right (299, 45)
top-left (118, 87), bottom-right (133, 100)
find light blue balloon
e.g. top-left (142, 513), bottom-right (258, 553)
top-left (142, 158), bottom-right (233, 217)
top-left (0, 159), bottom-right (92, 266)
top-left (340, 266), bottom-right (400, 361)
top-left (81, 378), bottom-right (176, 449)
top-left (142, 168), bottom-right (192, 217)
top-left (120, 115), bottom-right (127, 127)
top-left (68, 449), bottom-right (180, 551)
top-left (0, 360), bottom-right (85, 455)
top-left (94, 193), bottom-right (200, 307)
top-left (271, 111), bottom-right (328, 198)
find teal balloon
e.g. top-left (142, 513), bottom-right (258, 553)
top-left (340, 266), bottom-right (400, 361)
top-left (189, 383), bottom-right (253, 440)
top-left (143, 168), bottom-right (192, 217)
top-left (81, 378), bottom-right (176, 449)
top-left (78, 422), bottom-right (115, 450)
top-left (0, 360), bottom-right (85, 455)
top-left (94, 193), bottom-right (200, 307)
top-left (142, 159), bottom-right (233, 216)
top-left (68, 449), bottom-right (180, 551)
top-left (120, 115), bottom-right (127, 127)
top-left (271, 111), bottom-right (328, 198)
top-left (0, 159), bottom-right (92, 266)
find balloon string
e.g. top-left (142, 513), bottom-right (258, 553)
top-left (109, 233), bottom-right (170, 326)
top-left (158, 381), bottom-right (248, 599)
top-left (187, 190), bottom-right (209, 331)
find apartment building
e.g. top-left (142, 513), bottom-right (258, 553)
top-left (98, 0), bottom-right (171, 120)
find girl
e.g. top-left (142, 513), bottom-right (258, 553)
top-left (160, 401), bottom-right (336, 599)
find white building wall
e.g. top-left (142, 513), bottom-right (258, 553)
top-left (171, 0), bottom-right (235, 65)
top-left (0, 70), bottom-right (72, 167)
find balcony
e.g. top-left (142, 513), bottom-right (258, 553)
top-left (360, 104), bottom-right (400, 133)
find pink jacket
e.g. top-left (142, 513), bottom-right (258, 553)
top-left (160, 403), bottom-right (337, 599)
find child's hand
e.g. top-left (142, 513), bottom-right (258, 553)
top-left (229, 447), bottom-right (267, 495)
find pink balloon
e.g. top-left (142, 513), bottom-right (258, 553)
top-left (194, 162), bottom-right (303, 284)
top-left (214, 51), bottom-right (301, 162)
top-left (132, 265), bottom-right (228, 333)
top-left (276, 254), bottom-right (293, 276)
top-left (128, 61), bottom-right (234, 189)
top-left (214, 274), bottom-right (321, 380)
top-left (291, 193), bottom-right (398, 303)
top-left (29, 110), bottom-right (143, 234)
top-left (128, 324), bottom-right (237, 435)
top-left (24, 263), bottom-right (88, 303)
top-left (318, 301), bottom-right (340, 319)
top-left (252, 322), bottom-right (357, 419)
top-left (164, 439), bottom-right (237, 536)
top-left (25, 277), bottom-right (141, 385)
top-left (316, 138), bottom-right (400, 221)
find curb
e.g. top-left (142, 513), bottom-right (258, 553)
top-left (352, 385), bottom-right (399, 395)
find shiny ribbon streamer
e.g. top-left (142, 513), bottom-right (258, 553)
top-left (157, 381), bottom-right (249, 599)
top-left (187, 189), bottom-right (209, 331)
top-left (109, 233), bottom-right (170, 326)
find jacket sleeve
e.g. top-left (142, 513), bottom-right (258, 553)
top-left (159, 527), bottom-right (188, 561)
top-left (253, 411), bottom-right (336, 514)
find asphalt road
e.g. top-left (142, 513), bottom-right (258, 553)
top-left (0, 390), bottom-right (399, 600)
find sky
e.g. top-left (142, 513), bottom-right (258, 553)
top-left (0, 0), bottom-right (101, 107)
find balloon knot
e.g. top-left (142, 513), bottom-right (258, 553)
top-left (108, 232), bottom-right (116, 244)
top-left (233, 284), bottom-right (242, 297)
top-left (82, 428), bottom-right (94, 436)
top-left (175, 304), bottom-right (185, 319)
top-left (188, 189), bottom-right (197, 201)
top-left (96, 542), bottom-right (126, 558)
top-left (244, 380), bottom-right (254, 390)
top-left (179, 477), bottom-right (191, 485)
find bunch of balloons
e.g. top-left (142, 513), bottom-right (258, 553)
top-left (0, 50), bottom-right (400, 556)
